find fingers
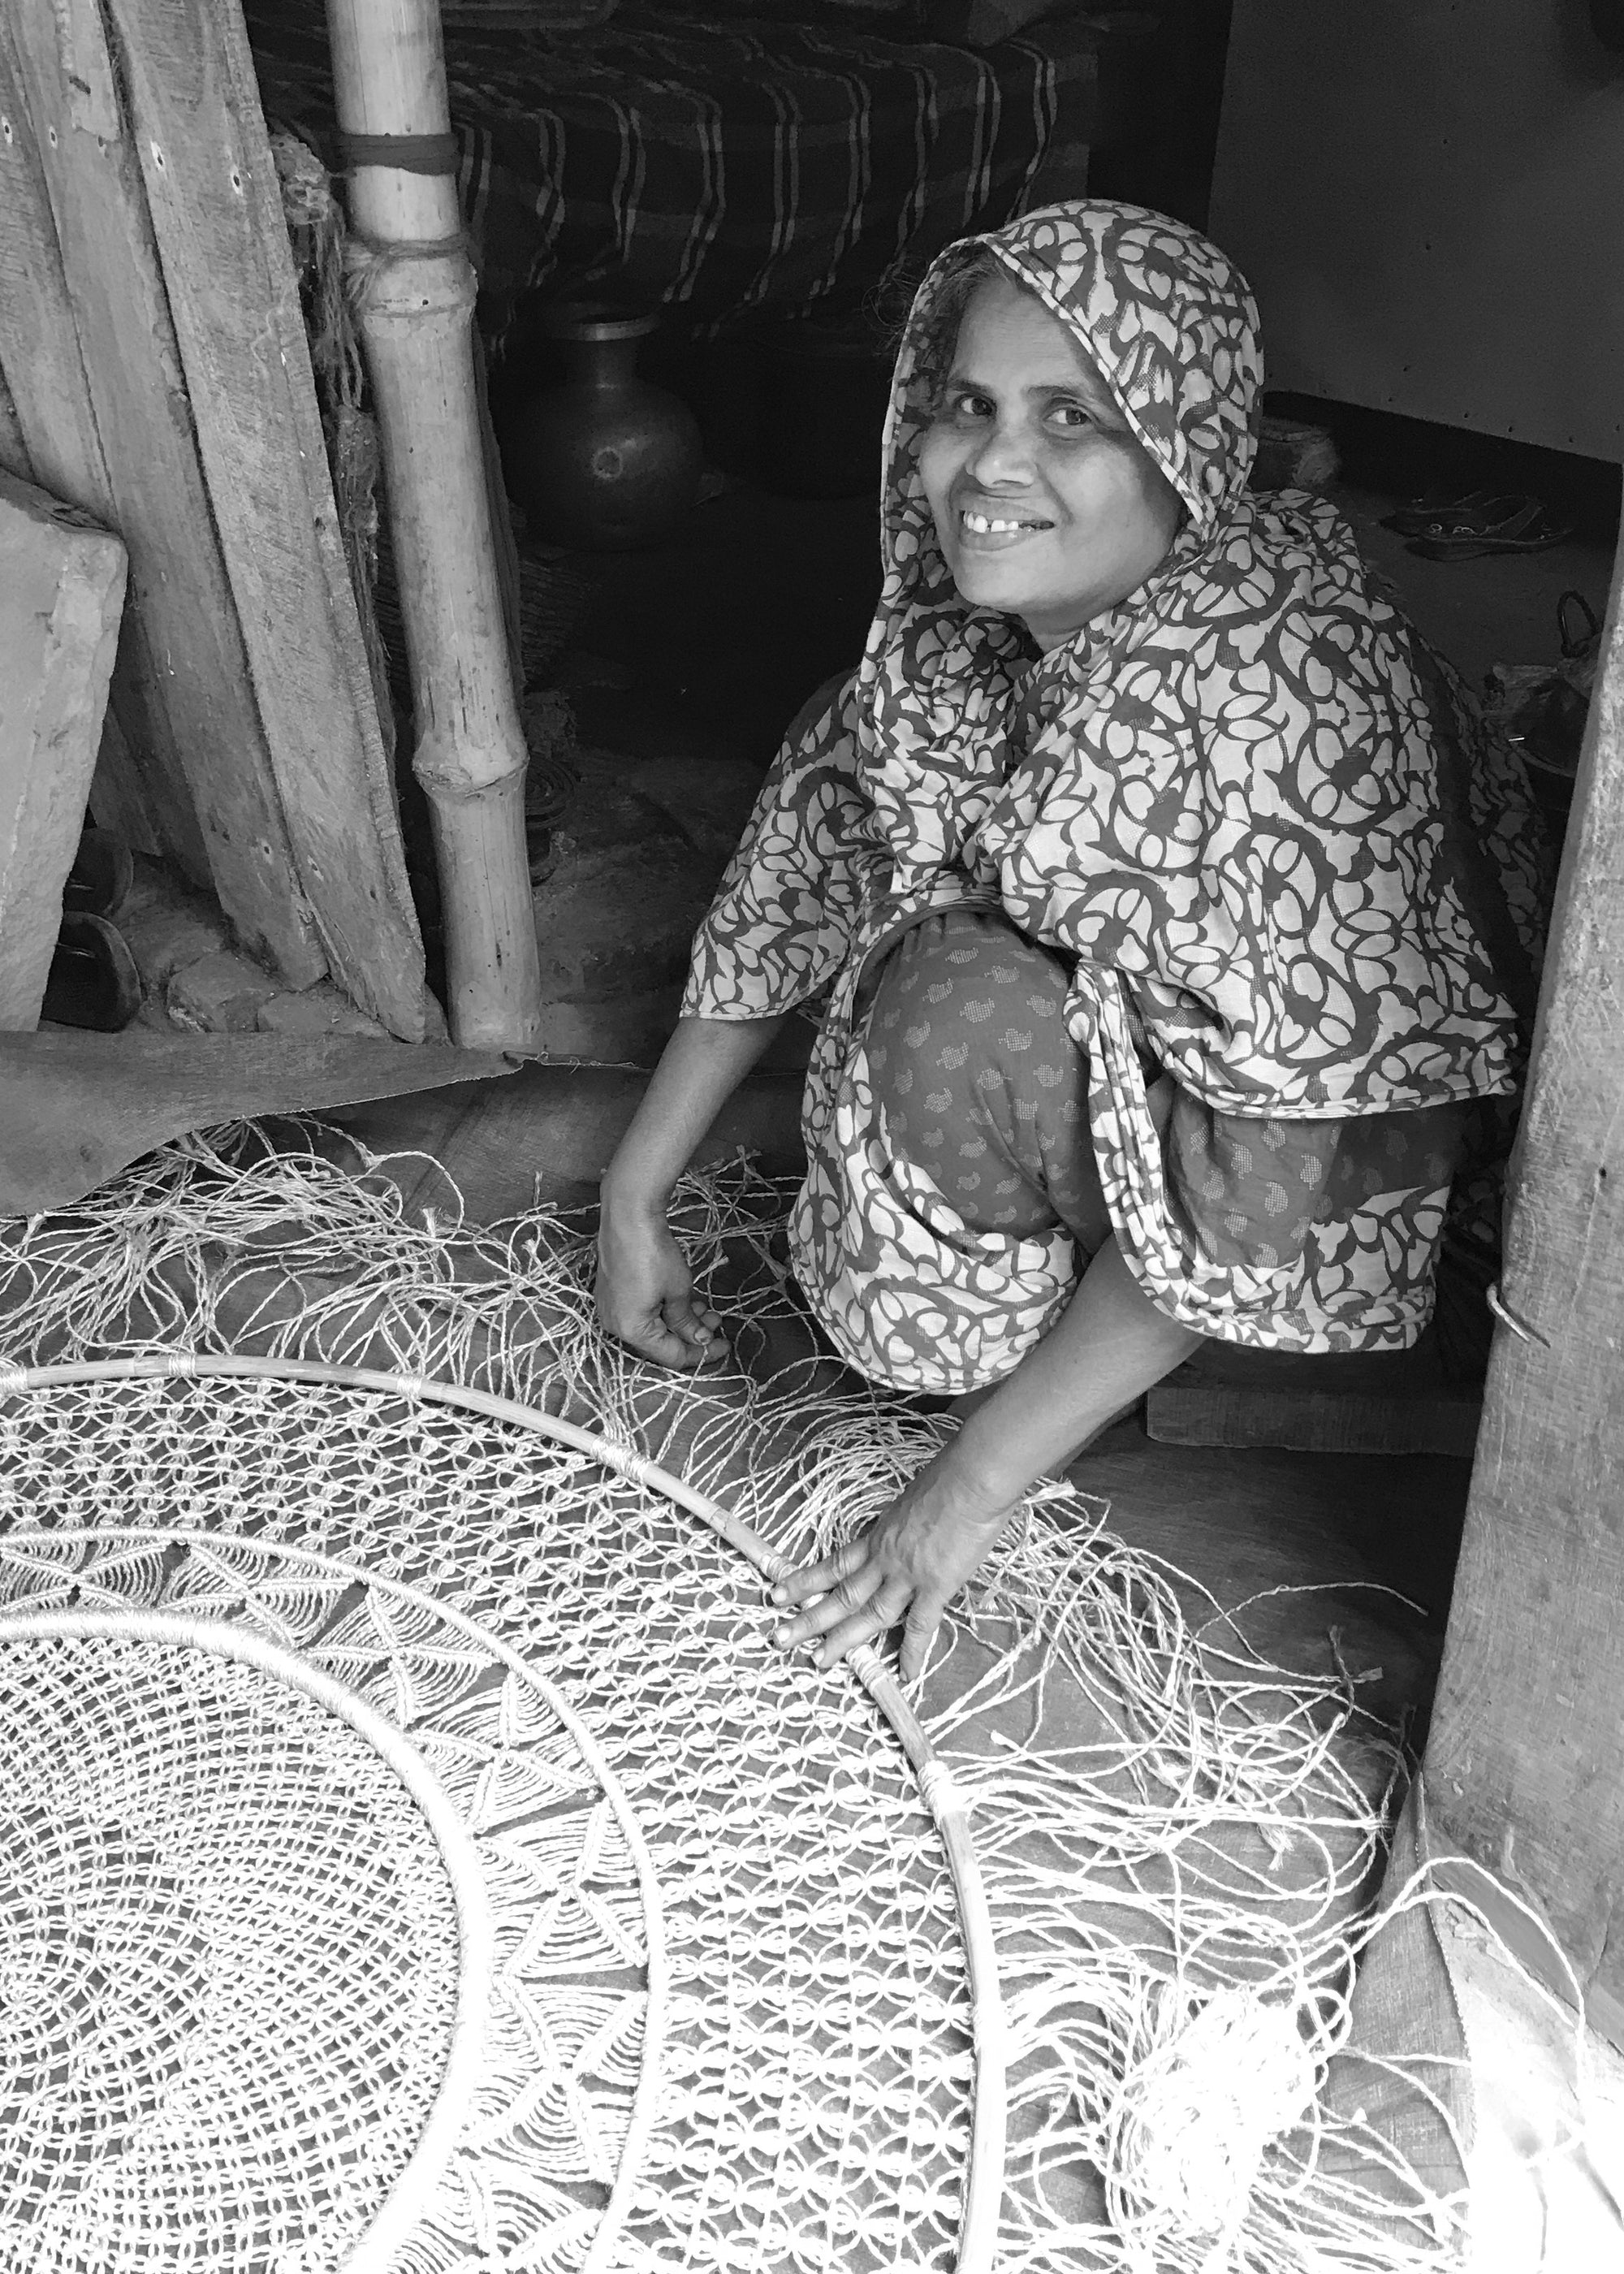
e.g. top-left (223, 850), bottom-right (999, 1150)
top-left (772, 1541), bottom-right (860, 1609)
top-left (784, 1572), bottom-right (913, 1671)
top-left (662, 1295), bottom-right (730, 1368)
top-left (603, 1308), bottom-right (728, 1373)
top-left (806, 1583), bottom-right (914, 1671)
top-left (771, 1535), bottom-right (937, 1673)
top-left (771, 1540), bottom-right (880, 1647)
top-left (597, 1282), bottom-right (731, 1373)
top-left (898, 1593), bottom-right (949, 1686)
top-left (608, 1317), bottom-right (712, 1369)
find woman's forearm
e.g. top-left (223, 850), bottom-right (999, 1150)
top-left (770, 1234), bottom-right (1204, 1675)
top-left (601, 1012), bottom-right (790, 1213)
top-left (952, 1234), bottom-right (1201, 1503)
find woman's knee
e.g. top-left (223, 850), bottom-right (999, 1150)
top-left (864, 910), bottom-right (1105, 1241)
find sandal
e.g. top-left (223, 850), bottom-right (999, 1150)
top-left (1382, 486), bottom-right (1497, 537)
top-left (40, 911), bottom-right (142, 1032)
top-left (1406, 496), bottom-right (1573, 559)
top-left (61, 826), bottom-right (134, 920)
top-left (1558, 588), bottom-right (1602, 662)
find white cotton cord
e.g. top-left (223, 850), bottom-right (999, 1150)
top-left (1103, 1979), bottom-right (1320, 2273)
top-left (0, 1126), bottom-right (1580, 2274)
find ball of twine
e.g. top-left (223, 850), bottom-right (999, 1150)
top-left (1104, 1982), bottom-right (1320, 2272)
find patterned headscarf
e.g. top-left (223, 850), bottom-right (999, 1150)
top-left (852, 201), bottom-right (1516, 1116)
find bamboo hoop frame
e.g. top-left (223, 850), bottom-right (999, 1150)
top-left (0, 1602), bottom-right (495, 2274)
top-left (0, 1351), bottom-right (1008, 2274)
top-left (1, 1531), bottom-right (672, 2274)
top-left (324, 0), bottom-right (542, 1050)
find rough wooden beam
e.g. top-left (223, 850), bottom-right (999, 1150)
top-left (0, 348), bottom-right (162, 862)
top-left (103, 0), bottom-right (442, 1042)
top-left (1423, 528), bottom-right (1624, 2050)
top-left (0, 3), bottom-right (324, 978)
top-left (0, 470), bottom-right (126, 1028)
top-left (0, 28), bottom-right (198, 878)
top-left (0, 359), bottom-right (28, 479)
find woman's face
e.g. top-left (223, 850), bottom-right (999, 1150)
top-left (917, 273), bottom-right (1183, 651)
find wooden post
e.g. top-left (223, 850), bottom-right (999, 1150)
top-left (1422, 530), bottom-right (1624, 2050)
top-left (0, 2), bottom-right (320, 975)
top-left (0, 350), bottom-right (160, 864)
top-left (0, 360), bottom-right (28, 478)
top-left (325, 0), bottom-right (543, 1051)
top-left (0, 471), bottom-right (126, 1027)
top-left (102, 0), bottom-right (443, 1042)
top-left (0, 18), bottom-right (205, 884)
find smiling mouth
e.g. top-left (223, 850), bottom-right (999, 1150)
top-left (957, 504), bottom-right (1054, 544)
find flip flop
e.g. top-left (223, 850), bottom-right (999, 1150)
top-left (1382, 486), bottom-right (1498, 537)
top-left (61, 826), bottom-right (134, 920)
top-left (1558, 588), bottom-right (1602, 661)
top-left (1407, 497), bottom-right (1572, 560)
top-left (41, 912), bottom-right (143, 1032)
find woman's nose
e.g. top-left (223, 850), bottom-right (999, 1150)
top-left (966, 417), bottom-right (1037, 488)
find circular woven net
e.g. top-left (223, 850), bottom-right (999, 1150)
top-left (0, 1126), bottom-right (1518, 2273)
top-left (0, 1386), bottom-right (981, 2274)
top-left (0, 1611), bottom-right (482, 2274)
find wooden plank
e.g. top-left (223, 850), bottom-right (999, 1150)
top-left (1423, 523), bottom-right (1624, 2049)
top-left (103, 0), bottom-right (439, 1042)
top-left (0, 2), bottom-right (324, 971)
top-left (0, 348), bottom-right (158, 862)
top-left (0, 34), bottom-right (194, 874)
top-left (0, 357), bottom-right (28, 479)
top-left (1146, 1382), bottom-right (1482, 1459)
top-left (1146, 1336), bottom-right (1483, 1457)
top-left (0, 470), bottom-right (126, 1027)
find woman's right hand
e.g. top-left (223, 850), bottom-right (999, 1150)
top-left (592, 1012), bottom-right (791, 1368)
top-left (595, 1187), bottom-right (730, 1371)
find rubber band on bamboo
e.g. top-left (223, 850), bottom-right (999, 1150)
top-left (337, 128), bottom-right (461, 176)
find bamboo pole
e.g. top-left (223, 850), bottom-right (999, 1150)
top-left (324, 0), bottom-right (542, 1050)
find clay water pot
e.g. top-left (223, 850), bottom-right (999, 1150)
top-left (505, 306), bottom-right (703, 551)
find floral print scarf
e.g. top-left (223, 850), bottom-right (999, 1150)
top-left (856, 200), bottom-right (1518, 1118)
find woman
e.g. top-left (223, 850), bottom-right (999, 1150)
top-left (596, 201), bottom-right (1529, 1684)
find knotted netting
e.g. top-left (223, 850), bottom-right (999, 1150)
top-left (0, 1122), bottom-right (1592, 2272)
top-left (0, 1605), bottom-right (487, 2274)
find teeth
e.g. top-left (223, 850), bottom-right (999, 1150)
top-left (961, 510), bottom-right (1043, 533)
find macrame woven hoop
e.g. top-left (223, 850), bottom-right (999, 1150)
top-left (0, 1605), bottom-right (493, 2274)
top-left (0, 1358), bottom-right (1000, 2274)
top-left (3, 1133), bottom-right (1542, 2274)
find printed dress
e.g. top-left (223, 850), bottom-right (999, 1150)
top-left (682, 202), bottom-right (1532, 1395)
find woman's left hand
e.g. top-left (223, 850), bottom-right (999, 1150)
top-left (770, 1450), bottom-right (1016, 1683)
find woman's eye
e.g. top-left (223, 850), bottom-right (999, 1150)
top-left (1048, 400), bottom-right (1094, 430)
top-left (944, 389), bottom-right (994, 421)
